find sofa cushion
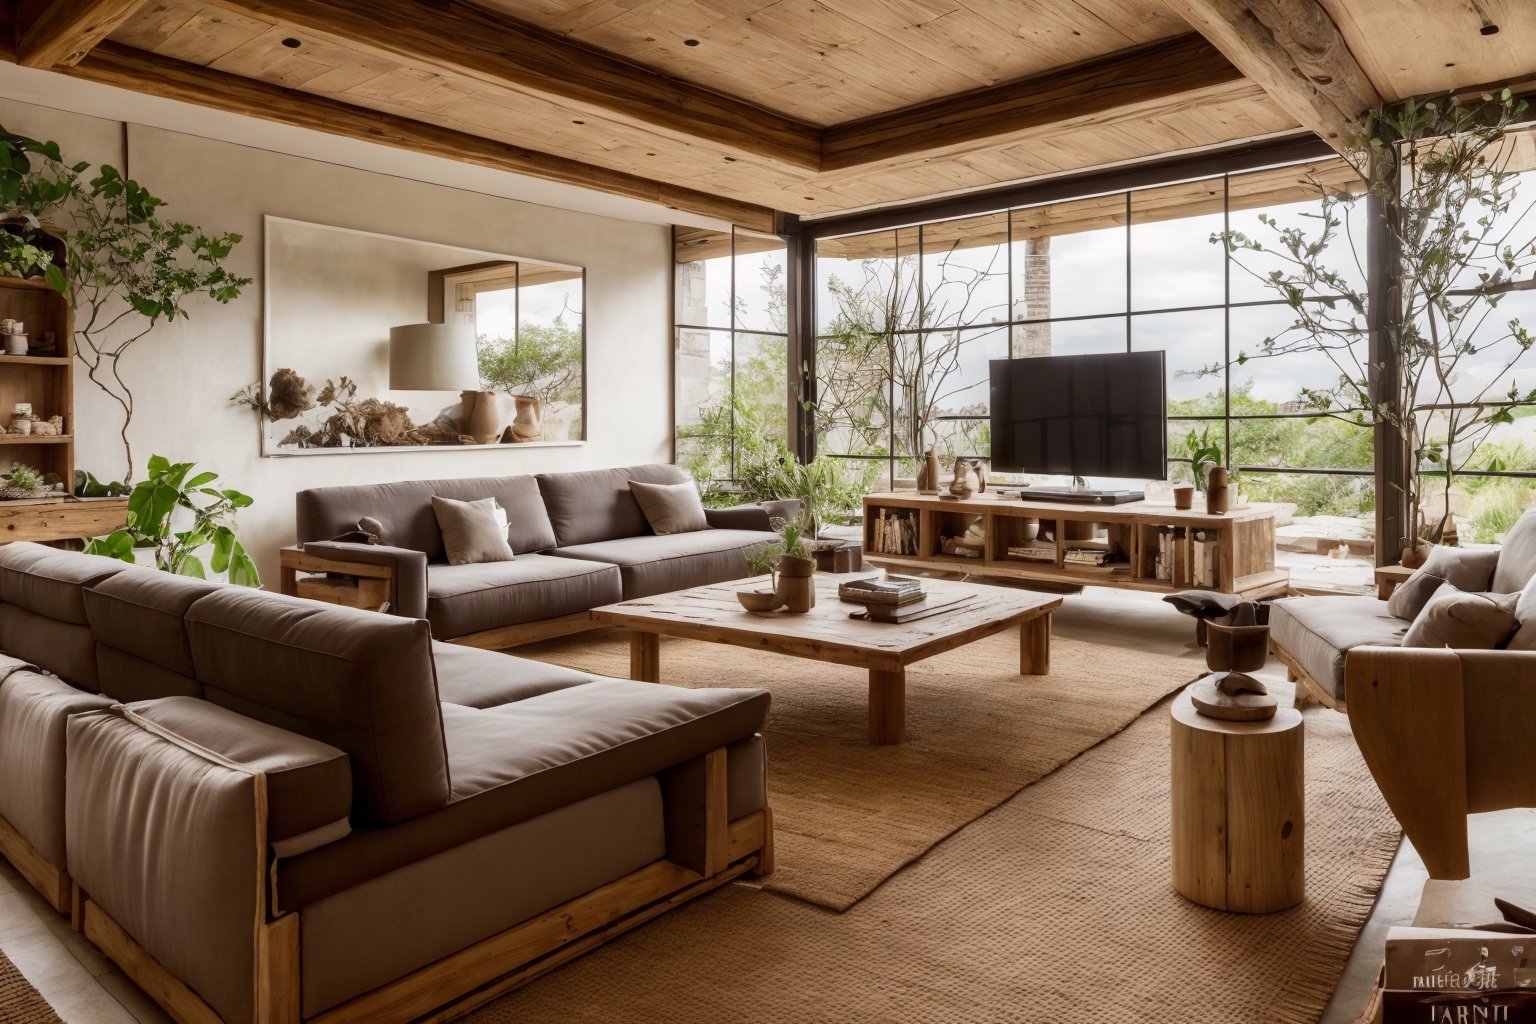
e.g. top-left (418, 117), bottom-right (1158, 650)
top-left (0, 604), bottom-right (99, 689)
top-left (186, 588), bottom-right (449, 826)
top-left (0, 657), bottom-right (113, 867)
top-left (1269, 595), bottom-right (1410, 702)
top-left (550, 529), bottom-right (771, 600)
top-left (425, 555), bottom-right (621, 640)
top-left (431, 641), bottom-right (592, 708)
top-left (84, 568), bottom-right (220, 700)
top-left (1385, 571), bottom-right (1447, 622)
top-left (1493, 510), bottom-right (1536, 594)
top-left (536, 464), bottom-right (688, 547)
top-left (0, 541), bottom-right (129, 624)
top-left (296, 476), bottom-right (557, 559)
top-left (126, 696), bottom-right (353, 855)
top-left (629, 479), bottom-right (709, 535)
top-left (272, 678), bottom-right (770, 911)
top-left (1420, 544), bottom-right (1501, 595)
top-left (1506, 573), bottom-right (1536, 651)
top-left (431, 495), bottom-right (515, 565)
top-left (1401, 585), bottom-right (1518, 650)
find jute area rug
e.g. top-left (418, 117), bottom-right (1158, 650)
top-left (465, 697), bottom-right (1399, 1024)
top-left (519, 626), bottom-right (1194, 910)
top-left (0, 949), bottom-right (62, 1024)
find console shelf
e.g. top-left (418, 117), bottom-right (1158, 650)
top-left (862, 491), bottom-right (1290, 599)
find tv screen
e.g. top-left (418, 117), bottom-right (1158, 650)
top-left (989, 351), bottom-right (1167, 480)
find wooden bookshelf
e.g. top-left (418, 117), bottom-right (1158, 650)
top-left (862, 491), bottom-right (1290, 599)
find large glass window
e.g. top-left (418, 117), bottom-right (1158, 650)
top-left (811, 158), bottom-right (1378, 587)
top-left (673, 228), bottom-right (789, 500)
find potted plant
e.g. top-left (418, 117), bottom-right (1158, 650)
top-left (0, 232), bottom-right (54, 280)
top-left (84, 455), bottom-right (260, 586)
top-left (1183, 426), bottom-right (1223, 492)
top-left (0, 461), bottom-right (49, 500)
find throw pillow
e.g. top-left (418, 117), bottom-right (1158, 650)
top-left (1385, 571), bottom-right (1448, 621)
top-left (629, 480), bottom-right (709, 535)
top-left (1401, 583), bottom-right (1519, 650)
top-left (1418, 545), bottom-right (1502, 594)
top-left (1505, 574), bottom-right (1536, 651)
top-left (431, 496), bottom-right (514, 565)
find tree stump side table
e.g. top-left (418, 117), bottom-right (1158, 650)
top-left (1171, 686), bottom-right (1305, 913)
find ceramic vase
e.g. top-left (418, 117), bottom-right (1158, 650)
top-left (1173, 485), bottom-right (1195, 510)
top-left (1401, 538), bottom-right (1431, 570)
top-left (949, 458), bottom-right (978, 499)
top-left (775, 554), bottom-right (816, 613)
top-left (1205, 468), bottom-right (1230, 515)
top-left (511, 395), bottom-right (543, 442)
top-left (917, 449), bottom-right (940, 495)
top-left (3, 335), bottom-right (25, 356)
top-left (459, 390), bottom-right (502, 445)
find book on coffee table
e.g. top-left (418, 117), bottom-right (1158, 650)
top-left (838, 575), bottom-right (925, 606)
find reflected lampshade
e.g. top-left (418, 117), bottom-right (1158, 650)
top-left (388, 323), bottom-right (478, 391)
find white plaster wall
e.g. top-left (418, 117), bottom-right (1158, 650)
top-left (0, 98), bottom-right (672, 584)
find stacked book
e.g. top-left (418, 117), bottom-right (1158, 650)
top-left (838, 575), bottom-right (925, 607)
top-left (871, 508), bottom-right (919, 555)
top-left (1064, 548), bottom-right (1110, 567)
top-left (1007, 541), bottom-right (1055, 562)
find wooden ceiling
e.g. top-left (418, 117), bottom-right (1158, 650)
top-left (6, 0), bottom-right (1536, 231)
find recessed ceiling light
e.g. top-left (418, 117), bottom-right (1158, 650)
top-left (281, 37), bottom-right (301, 48)
top-left (572, 119), bottom-right (585, 125)
top-left (683, 38), bottom-right (700, 46)
top-left (1480, 23), bottom-right (1500, 34)
top-left (723, 156), bottom-right (736, 162)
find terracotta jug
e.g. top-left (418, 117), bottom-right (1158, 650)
top-left (511, 394), bottom-right (543, 442)
top-left (459, 390), bottom-right (501, 445)
top-left (917, 449), bottom-right (940, 495)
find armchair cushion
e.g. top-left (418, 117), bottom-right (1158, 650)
top-left (1493, 509), bottom-right (1536, 594)
top-left (1269, 595), bottom-right (1409, 701)
top-left (1401, 585), bottom-right (1518, 650)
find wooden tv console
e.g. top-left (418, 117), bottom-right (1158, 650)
top-left (862, 491), bottom-right (1290, 599)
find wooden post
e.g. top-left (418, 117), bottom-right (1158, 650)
top-left (1019, 612), bottom-right (1051, 675)
top-left (629, 631), bottom-right (660, 682)
top-left (867, 669), bottom-right (906, 745)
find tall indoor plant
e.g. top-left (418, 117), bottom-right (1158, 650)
top-left (0, 123), bottom-right (251, 483)
top-left (1209, 91), bottom-right (1536, 558)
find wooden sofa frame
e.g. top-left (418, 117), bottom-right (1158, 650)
top-left (69, 744), bottom-right (773, 1024)
top-left (277, 545), bottom-right (599, 649)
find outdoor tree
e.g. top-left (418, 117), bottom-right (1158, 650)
top-left (1208, 90), bottom-right (1536, 550)
top-left (478, 315), bottom-right (584, 412)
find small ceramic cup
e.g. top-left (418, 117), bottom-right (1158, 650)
top-left (1173, 485), bottom-right (1195, 510)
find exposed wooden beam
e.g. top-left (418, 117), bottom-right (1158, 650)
top-left (822, 35), bottom-right (1246, 172)
top-left (1161, 0), bottom-right (1381, 153)
top-left (202, 0), bottom-right (822, 172)
top-left (65, 43), bottom-right (778, 232)
top-left (14, 0), bottom-right (149, 68)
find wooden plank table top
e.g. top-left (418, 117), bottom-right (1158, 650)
top-left (591, 573), bottom-right (1062, 745)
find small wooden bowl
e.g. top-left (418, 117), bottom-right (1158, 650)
top-left (737, 589), bottom-right (783, 613)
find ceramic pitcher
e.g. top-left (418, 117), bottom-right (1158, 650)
top-left (511, 395), bottom-right (543, 442)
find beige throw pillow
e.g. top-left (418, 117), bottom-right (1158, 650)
top-left (630, 480), bottom-right (709, 535)
top-left (1401, 583), bottom-right (1518, 650)
top-left (1385, 571), bottom-right (1447, 621)
top-left (1505, 574), bottom-right (1536, 650)
top-left (431, 496), bottom-right (514, 565)
top-left (1418, 545), bottom-right (1501, 594)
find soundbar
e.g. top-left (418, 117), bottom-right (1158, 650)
top-left (1017, 488), bottom-right (1145, 505)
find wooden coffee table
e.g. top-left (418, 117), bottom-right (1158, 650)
top-left (590, 575), bottom-right (1062, 745)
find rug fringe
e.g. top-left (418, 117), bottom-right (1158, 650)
top-left (1267, 829), bottom-right (1403, 1024)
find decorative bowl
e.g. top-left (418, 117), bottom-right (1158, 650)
top-left (737, 588), bottom-right (783, 613)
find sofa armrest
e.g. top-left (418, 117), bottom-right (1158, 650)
top-left (1345, 646), bottom-right (1536, 880)
top-left (65, 705), bottom-right (293, 1024)
top-left (300, 540), bottom-right (428, 619)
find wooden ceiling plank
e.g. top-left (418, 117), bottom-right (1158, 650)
top-left (1161, 0), bottom-right (1381, 153)
top-left (66, 42), bottom-right (778, 231)
top-left (822, 34), bottom-right (1243, 171)
top-left (16, 0), bottom-right (151, 68)
top-left (199, 0), bottom-right (823, 170)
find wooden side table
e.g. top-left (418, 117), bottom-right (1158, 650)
top-left (1171, 686), bottom-right (1305, 913)
top-left (1374, 563), bottom-right (1416, 601)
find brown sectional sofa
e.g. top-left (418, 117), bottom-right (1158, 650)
top-left (293, 463), bottom-right (788, 647)
top-left (0, 541), bottom-right (773, 1024)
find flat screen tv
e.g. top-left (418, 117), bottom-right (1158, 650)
top-left (989, 351), bottom-right (1167, 481)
